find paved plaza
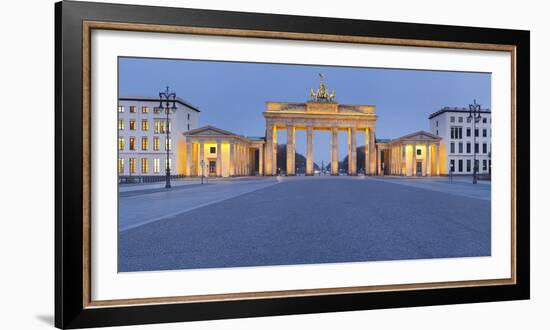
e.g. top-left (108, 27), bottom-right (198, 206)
top-left (118, 176), bottom-right (491, 272)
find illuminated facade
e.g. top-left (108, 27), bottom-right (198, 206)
top-left (429, 107), bottom-right (491, 175)
top-left (117, 97), bottom-right (200, 176)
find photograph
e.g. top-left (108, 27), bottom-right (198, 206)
top-left (117, 57), bottom-right (492, 272)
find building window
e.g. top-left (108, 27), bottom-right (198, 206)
top-left (118, 119), bottom-right (124, 130)
top-left (467, 116), bottom-right (472, 123)
top-left (142, 106), bottom-right (149, 113)
top-left (467, 159), bottom-right (471, 172)
top-left (187, 113), bottom-right (190, 120)
top-left (187, 123), bottom-right (190, 131)
top-left (483, 129), bottom-right (487, 137)
top-left (118, 158), bottom-right (124, 174)
top-left (129, 137), bottom-right (136, 150)
top-left (165, 138), bottom-right (172, 151)
top-left (118, 137), bottom-right (124, 150)
top-left (450, 116), bottom-right (455, 123)
top-left (416, 148), bottom-right (421, 156)
top-left (483, 159), bottom-right (487, 171)
top-left (436, 121), bottom-right (438, 127)
top-left (154, 107), bottom-right (161, 114)
top-left (458, 159), bottom-right (463, 172)
top-left (129, 106), bottom-right (136, 113)
top-left (450, 126), bottom-right (462, 139)
top-left (482, 143), bottom-right (487, 154)
top-left (458, 117), bottom-right (463, 123)
top-left (475, 143), bottom-right (479, 153)
top-left (475, 159), bottom-right (479, 172)
top-left (466, 128), bottom-right (471, 137)
top-left (482, 118), bottom-right (487, 123)
top-left (154, 159), bottom-right (160, 173)
top-left (141, 158), bottom-right (149, 173)
top-left (141, 119), bottom-right (149, 131)
top-left (450, 142), bottom-right (455, 154)
top-left (466, 142), bottom-right (471, 154)
top-left (210, 146), bottom-right (216, 154)
top-left (129, 119), bottom-right (136, 130)
top-left (141, 137), bottom-right (148, 150)
top-left (165, 158), bottom-right (172, 170)
top-left (154, 119), bottom-right (166, 133)
top-left (475, 128), bottom-right (479, 137)
top-left (450, 159), bottom-right (455, 172)
top-left (153, 137), bottom-right (160, 151)
top-left (436, 129), bottom-right (438, 136)
top-left (458, 142), bottom-right (463, 153)
top-left (118, 106), bottom-right (124, 113)
top-left (129, 158), bottom-right (136, 174)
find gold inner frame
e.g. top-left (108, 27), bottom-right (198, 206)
top-left (82, 20), bottom-right (517, 308)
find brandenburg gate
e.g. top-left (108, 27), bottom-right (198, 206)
top-left (263, 77), bottom-right (377, 176)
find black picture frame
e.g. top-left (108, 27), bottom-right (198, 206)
top-left (55, 1), bottom-right (530, 328)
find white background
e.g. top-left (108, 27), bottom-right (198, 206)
top-left (0, 0), bottom-right (546, 329)
top-left (92, 30), bottom-right (511, 301)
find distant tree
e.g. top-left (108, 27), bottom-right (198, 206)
top-left (276, 145), bottom-right (319, 174)
top-left (341, 145), bottom-right (367, 173)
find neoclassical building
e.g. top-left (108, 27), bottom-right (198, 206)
top-left (121, 77), bottom-right (458, 178)
top-left (181, 77), bottom-right (445, 177)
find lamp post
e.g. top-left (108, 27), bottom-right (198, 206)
top-left (158, 86), bottom-right (177, 188)
top-left (468, 99), bottom-right (482, 184)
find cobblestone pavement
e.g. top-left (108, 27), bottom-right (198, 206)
top-left (119, 176), bottom-right (491, 272)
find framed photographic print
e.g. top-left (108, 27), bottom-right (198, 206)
top-left (55, 1), bottom-right (530, 328)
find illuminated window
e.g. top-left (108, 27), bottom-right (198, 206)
top-left (153, 137), bottom-right (160, 151)
top-left (129, 137), bottom-right (136, 150)
top-left (141, 119), bottom-right (148, 131)
top-left (118, 119), bottom-right (124, 130)
top-left (142, 106), bottom-right (149, 113)
top-left (129, 158), bottom-right (136, 174)
top-left (141, 137), bottom-right (148, 150)
top-left (129, 106), bottom-right (136, 113)
top-left (118, 158), bottom-right (124, 174)
top-left (165, 138), bottom-right (172, 151)
top-left (118, 137), bottom-right (124, 150)
top-left (141, 158), bottom-right (149, 173)
top-left (129, 119), bottom-right (136, 130)
top-left (154, 119), bottom-right (166, 133)
top-left (153, 159), bottom-right (160, 173)
top-left (118, 106), bottom-right (124, 113)
top-left (165, 158), bottom-right (172, 170)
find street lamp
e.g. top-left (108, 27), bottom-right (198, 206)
top-left (468, 99), bottom-right (482, 184)
top-left (158, 86), bottom-right (177, 188)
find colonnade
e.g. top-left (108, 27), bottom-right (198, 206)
top-left (384, 142), bottom-right (440, 176)
top-left (265, 125), bottom-right (377, 176)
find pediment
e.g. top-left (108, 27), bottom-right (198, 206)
top-left (185, 125), bottom-right (237, 137)
top-left (394, 131), bottom-right (441, 142)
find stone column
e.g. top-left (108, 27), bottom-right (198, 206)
top-left (198, 143), bottom-right (204, 177)
top-left (258, 147), bottom-right (264, 176)
top-left (265, 125), bottom-right (273, 175)
top-left (398, 145), bottom-right (402, 175)
top-left (331, 127), bottom-right (339, 175)
top-left (306, 126), bottom-right (314, 175)
top-left (216, 142), bottom-right (222, 177)
top-left (185, 141), bottom-right (192, 176)
top-left (369, 128), bottom-right (376, 175)
top-left (272, 127), bottom-right (278, 175)
top-left (365, 128), bottom-right (370, 175)
top-left (349, 127), bottom-right (357, 175)
top-left (229, 143), bottom-right (235, 176)
top-left (435, 143), bottom-right (440, 175)
top-left (426, 143), bottom-right (431, 176)
top-left (412, 143), bottom-right (417, 176)
top-left (286, 126), bottom-right (295, 175)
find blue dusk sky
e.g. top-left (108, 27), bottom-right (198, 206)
top-left (119, 57), bottom-right (490, 165)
